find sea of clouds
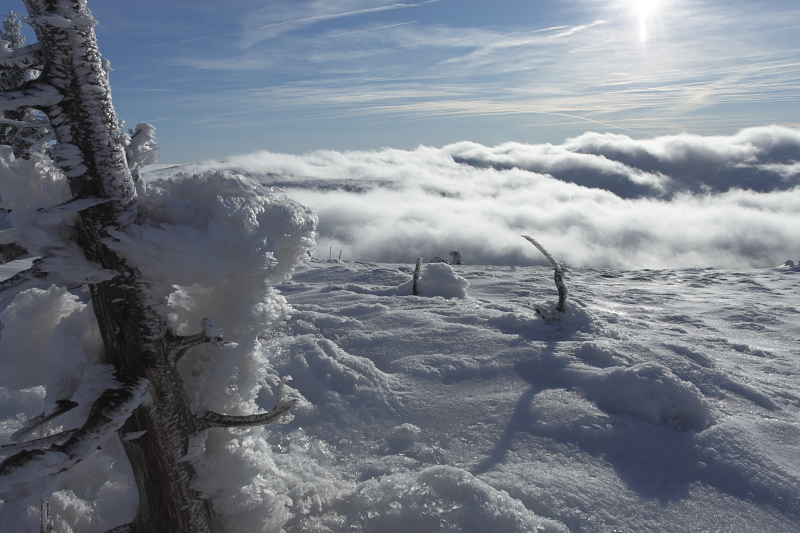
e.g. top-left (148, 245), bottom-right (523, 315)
top-left (150, 126), bottom-right (800, 269)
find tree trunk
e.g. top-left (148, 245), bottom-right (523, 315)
top-left (15, 1), bottom-right (214, 530)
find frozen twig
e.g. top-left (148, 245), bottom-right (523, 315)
top-left (11, 399), bottom-right (78, 442)
top-left (0, 78), bottom-right (61, 111)
top-left (0, 258), bottom-right (48, 297)
top-left (195, 379), bottom-right (296, 431)
top-left (0, 42), bottom-right (42, 69)
top-left (522, 235), bottom-right (567, 312)
top-left (0, 378), bottom-right (149, 489)
top-left (36, 196), bottom-right (110, 215)
top-left (1, 429), bottom-right (77, 453)
top-left (166, 318), bottom-right (238, 364)
top-left (412, 257), bottom-right (422, 296)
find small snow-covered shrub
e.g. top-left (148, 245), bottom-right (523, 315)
top-left (411, 262), bottom-right (469, 298)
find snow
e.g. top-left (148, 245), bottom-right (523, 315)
top-left (5, 255), bottom-right (798, 531)
top-left (1, 127), bottom-right (799, 531)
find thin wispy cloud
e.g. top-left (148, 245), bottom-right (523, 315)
top-left (242, 0), bottom-right (443, 45)
top-left (307, 20), bottom-right (420, 41)
top-left (105, 0), bottom-right (800, 160)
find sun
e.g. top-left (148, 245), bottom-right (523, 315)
top-left (635, 0), bottom-right (659, 16)
top-left (634, 0), bottom-right (662, 42)
top-left (633, 0), bottom-right (660, 42)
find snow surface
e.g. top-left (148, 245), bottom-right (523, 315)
top-left (2, 258), bottom-right (798, 532)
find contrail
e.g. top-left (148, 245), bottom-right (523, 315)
top-left (307, 21), bottom-right (420, 41)
top-left (147, 0), bottom-right (442, 48)
top-left (545, 112), bottom-right (657, 137)
top-left (257, 0), bottom-right (442, 30)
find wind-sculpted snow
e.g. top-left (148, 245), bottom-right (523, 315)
top-left (2, 260), bottom-right (799, 531)
top-left (189, 262), bottom-right (800, 532)
top-left (150, 126), bottom-right (800, 269)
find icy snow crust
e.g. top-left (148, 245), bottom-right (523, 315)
top-left (3, 259), bottom-right (799, 532)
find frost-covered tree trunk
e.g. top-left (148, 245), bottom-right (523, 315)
top-left (0, 1), bottom-right (211, 530)
top-left (0, 2), bottom-right (298, 531)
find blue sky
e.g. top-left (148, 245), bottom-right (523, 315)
top-left (66, 0), bottom-right (800, 163)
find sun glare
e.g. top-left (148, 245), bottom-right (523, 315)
top-left (634, 0), bottom-right (659, 43)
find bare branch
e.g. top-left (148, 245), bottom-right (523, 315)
top-left (1, 429), bottom-right (77, 453)
top-left (195, 379), bottom-right (295, 431)
top-left (522, 235), bottom-right (568, 313)
top-left (0, 42), bottom-right (42, 69)
top-left (11, 399), bottom-right (78, 442)
top-left (166, 318), bottom-right (238, 365)
top-left (0, 79), bottom-right (61, 112)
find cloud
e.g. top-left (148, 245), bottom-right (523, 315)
top-left (150, 0), bottom-right (800, 143)
top-left (240, 0), bottom-right (442, 45)
top-left (448, 125), bottom-right (800, 197)
top-left (148, 126), bottom-right (800, 269)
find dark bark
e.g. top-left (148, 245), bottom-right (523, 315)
top-left (0, 241), bottom-right (26, 263)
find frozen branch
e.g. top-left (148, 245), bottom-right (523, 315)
top-left (0, 378), bottom-right (149, 489)
top-left (0, 258), bottom-right (48, 298)
top-left (0, 79), bottom-right (61, 111)
top-left (1, 429), bottom-right (77, 454)
top-left (0, 116), bottom-right (48, 127)
top-left (0, 242), bottom-right (27, 264)
top-left (522, 235), bottom-right (568, 313)
top-left (37, 196), bottom-right (110, 215)
top-left (0, 42), bottom-right (42, 69)
top-left (166, 318), bottom-right (238, 364)
top-left (412, 257), bottom-right (422, 296)
top-left (11, 399), bottom-right (78, 442)
top-left (195, 379), bottom-right (295, 431)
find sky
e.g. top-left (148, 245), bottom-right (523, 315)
top-left (28, 0), bottom-right (798, 163)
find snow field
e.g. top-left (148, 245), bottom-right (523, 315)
top-left (197, 261), bottom-right (799, 532)
top-left (1, 259), bottom-right (799, 531)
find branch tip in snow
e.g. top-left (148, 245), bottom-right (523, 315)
top-left (522, 235), bottom-right (568, 313)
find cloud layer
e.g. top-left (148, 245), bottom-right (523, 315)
top-left (150, 126), bottom-right (800, 269)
